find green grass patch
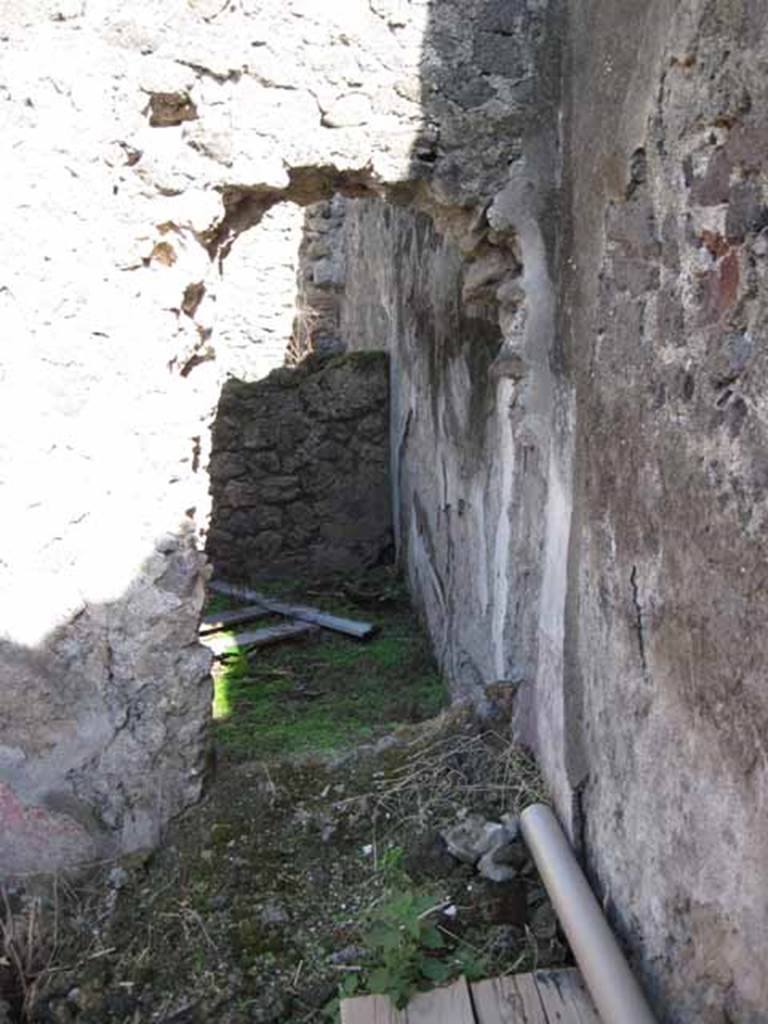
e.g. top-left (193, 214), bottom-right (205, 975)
top-left (209, 572), bottom-right (447, 760)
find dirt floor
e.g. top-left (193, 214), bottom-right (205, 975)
top-left (1, 570), bottom-right (570, 1024)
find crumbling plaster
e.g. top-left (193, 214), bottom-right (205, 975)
top-left (0, 0), bottom-right (557, 873)
top-left (2, 1), bottom-right (768, 1021)
top-left (559, 3), bottom-right (768, 1020)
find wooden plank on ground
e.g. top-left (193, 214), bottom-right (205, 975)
top-left (406, 977), bottom-right (475, 1023)
top-left (532, 969), bottom-right (601, 1024)
top-left (199, 604), bottom-right (273, 634)
top-left (472, 973), bottom-right (548, 1024)
top-left (341, 979), bottom-right (474, 1024)
top-left (341, 993), bottom-right (403, 1024)
top-left (201, 621), bottom-right (318, 656)
top-left (210, 579), bottom-right (378, 640)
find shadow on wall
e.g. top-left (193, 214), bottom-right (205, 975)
top-left (206, 351), bottom-right (394, 584)
top-left (0, 0), bottom-right (564, 888)
top-left (330, 0), bottom-right (563, 706)
top-left (0, 527), bottom-right (211, 879)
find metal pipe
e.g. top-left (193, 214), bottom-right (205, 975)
top-left (520, 803), bottom-right (657, 1024)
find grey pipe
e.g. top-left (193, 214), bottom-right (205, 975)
top-left (520, 803), bottom-right (657, 1024)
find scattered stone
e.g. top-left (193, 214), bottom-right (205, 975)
top-left (259, 901), bottom-right (289, 926)
top-left (328, 944), bottom-right (367, 965)
top-left (320, 818), bottom-right (338, 844)
top-left (477, 847), bottom-right (517, 883)
top-left (440, 815), bottom-right (505, 864)
top-left (477, 834), bottom-right (527, 883)
top-left (403, 832), bottom-right (461, 881)
top-left (500, 812), bottom-right (520, 840)
top-left (306, 864), bottom-right (331, 887)
top-left (107, 866), bottom-right (129, 890)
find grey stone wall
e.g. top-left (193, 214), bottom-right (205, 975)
top-left (4, 1), bottom-right (768, 1019)
top-left (330, 4), bottom-right (768, 1020)
top-left (207, 353), bottom-right (392, 580)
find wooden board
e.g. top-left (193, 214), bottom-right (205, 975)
top-left (201, 621), bottom-right (318, 656)
top-left (532, 970), bottom-right (601, 1024)
top-left (199, 605), bottom-right (272, 634)
top-left (210, 579), bottom-right (377, 640)
top-left (472, 973), bottom-right (548, 1024)
top-left (406, 977), bottom-right (475, 1023)
top-left (341, 993), bottom-right (403, 1024)
top-left (342, 979), bottom-right (475, 1024)
top-left (342, 971), bottom-right (601, 1024)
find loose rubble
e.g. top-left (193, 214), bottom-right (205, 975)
top-left (441, 812), bottom-right (524, 883)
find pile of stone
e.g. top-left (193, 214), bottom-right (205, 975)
top-left (440, 812), bottom-right (527, 883)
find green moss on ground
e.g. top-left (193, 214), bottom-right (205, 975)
top-left (209, 571), bottom-right (446, 759)
top-left (25, 570), bottom-right (563, 1024)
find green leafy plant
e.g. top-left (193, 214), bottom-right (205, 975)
top-left (364, 888), bottom-right (450, 1007)
top-left (343, 870), bottom-right (489, 1011)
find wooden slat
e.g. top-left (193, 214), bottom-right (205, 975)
top-left (472, 973), bottom-right (548, 1024)
top-left (210, 579), bottom-right (377, 640)
top-left (532, 970), bottom-right (601, 1024)
top-left (406, 977), bottom-right (475, 1023)
top-left (341, 993), bottom-right (403, 1024)
top-left (201, 621), bottom-right (318, 656)
top-left (342, 971), bottom-right (601, 1024)
top-left (199, 605), bottom-right (272, 634)
top-left (342, 979), bottom-right (474, 1024)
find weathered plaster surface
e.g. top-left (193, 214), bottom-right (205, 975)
top-left (338, 0), bottom-right (563, 706)
top-left (0, 0), bottom-right (560, 873)
top-left (561, 3), bottom-right (768, 1020)
top-left (3, 2), bottom-right (768, 1019)
top-left (0, 0), bottom-right (461, 873)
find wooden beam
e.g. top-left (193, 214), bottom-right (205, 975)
top-left (199, 605), bottom-right (272, 634)
top-left (201, 621), bottom-right (319, 656)
top-left (210, 580), bottom-right (377, 640)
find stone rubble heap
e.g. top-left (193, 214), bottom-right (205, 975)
top-left (441, 811), bottom-right (527, 884)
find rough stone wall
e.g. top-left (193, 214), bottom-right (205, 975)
top-left (208, 353), bottom-right (392, 580)
top-left (330, 4), bottom-right (768, 1020)
top-left (4, 1), bottom-right (767, 1019)
top-left (336, 0), bottom-right (563, 706)
top-left (558, 4), bottom-right (768, 1021)
top-left (287, 197), bottom-right (348, 366)
top-left (0, 0), bottom-right (522, 875)
top-left (340, 200), bottom-right (531, 700)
